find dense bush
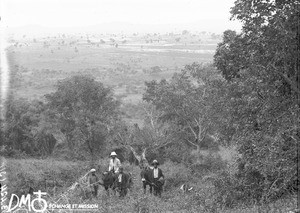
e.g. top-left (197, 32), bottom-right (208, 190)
top-left (6, 158), bottom-right (90, 197)
top-left (160, 160), bottom-right (193, 191)
top-left (163, 143), bottom-right (190, 164)
top-left (210, 139), bottom-right (298, 208)
top-left (188, 153), bottom-right (226, 177)
top-left (1, 98), bottom-right (56, 157)
top-left (210, 0), bottom-right (300, 207)
top-left (1, 75), bottom-right (122, 160)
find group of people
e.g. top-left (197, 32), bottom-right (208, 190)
top-left (87, 151), bottom-right (164, 198)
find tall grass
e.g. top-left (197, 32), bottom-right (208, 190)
top-left (5, 158), bottom-right (298, 212)
top-left (6, 158), bottom-right (89, 197)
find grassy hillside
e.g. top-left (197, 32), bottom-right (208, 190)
top-left (4, 158), bottom-right (297, 213)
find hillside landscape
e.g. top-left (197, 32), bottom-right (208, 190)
top-left (7, 31), bottom-right (219, 125)
top-left (1, 0), bottom-right (299, 213)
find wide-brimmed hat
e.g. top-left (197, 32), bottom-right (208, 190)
top-left (110, 151), bottom-right (117, 156)
top-left (152, 159), bottom-right (159, 165)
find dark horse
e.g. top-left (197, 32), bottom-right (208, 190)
top-left (115, 172), bottom-right (133, 197)
top-left (101, 171), bottom-right (117, 195)
top-left (140, 165), bottom-right (154, 194)
top-left (101, 170), bottom-right (133, 197)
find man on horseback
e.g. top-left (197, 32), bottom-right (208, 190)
top-left (151, 159), bottom-right (164, 197)
top-left (99, 152), bottom-right (122, 196)
top-left (108, 151), bottom-right (121, 174)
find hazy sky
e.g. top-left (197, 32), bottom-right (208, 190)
top-left (1, 0), bottom-right (242, 33)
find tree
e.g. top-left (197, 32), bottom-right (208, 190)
top-left (221, 70), bottom-right (299, 201)
top-left (216, 0), bottom-right (300, 96)
top-left (45, 75), bottom-right (120, 159)
top-left (212, 0), bottom-right (300, 201)
top-left (2, 98), bottom-right (54, 156)
top-left (143, 63), bottom-right (227, 160)
top-left (214, 30), bottom-right (246, 80)
top-left (103, 99), bottom-right (189, 167)
top-left (3, 98), bottom-right (34, 153)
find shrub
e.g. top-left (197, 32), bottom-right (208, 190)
top-left (210, 170), bottom-right (247, 208)
top-left (208, 148), bottom-right (294, 209)
top-left (6, 158), bottom-right (90, 197)
top-left (0, 145), bottom-right (28, 158)
top-left (160, 160), bottom-right (193, 191)
top-left (164, 143), bottom-right (190, 164)
top-left (187, 150), bottom-right (227, 177)
top-left (236, 134), bottom-right (298, 202)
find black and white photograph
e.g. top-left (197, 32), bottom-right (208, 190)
top-left (0, 0), bottom-right (299, 212)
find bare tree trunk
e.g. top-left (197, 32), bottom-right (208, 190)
top-left (195, 144), bottom-right (202, 164)
top-left (128, 146), bottom-right (149, 168)
top-left (141, 148), bottom-right (150, 167)
top-left (128, 145), bottom-right (141, 163)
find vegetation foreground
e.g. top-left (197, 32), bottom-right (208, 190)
top-left (5, 158), bottom-right (298, 213)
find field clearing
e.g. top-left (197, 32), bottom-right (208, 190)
top-left (11, 43), bottom-right (212, 71)
top-left (7, 34), bottom-right (218, 123)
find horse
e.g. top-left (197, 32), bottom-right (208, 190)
top-left (114, 172), bottom-right (133, 197)
top-left (140, 165), bottom-right (154, 194)
top-left (101, 170), bottom-right (117, 196)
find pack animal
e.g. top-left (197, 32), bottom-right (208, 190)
top-left (101, 171), bottom-right (117, 195)
top-left (140, 166), bottom-right (154, 194)
top-left (115, 172), bottom-right (133, 197)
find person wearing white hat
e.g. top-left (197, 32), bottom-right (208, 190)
top-left (108, 151), bottom-right (121, 174)
top-left (88, 168), bottom-right (99, 197)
